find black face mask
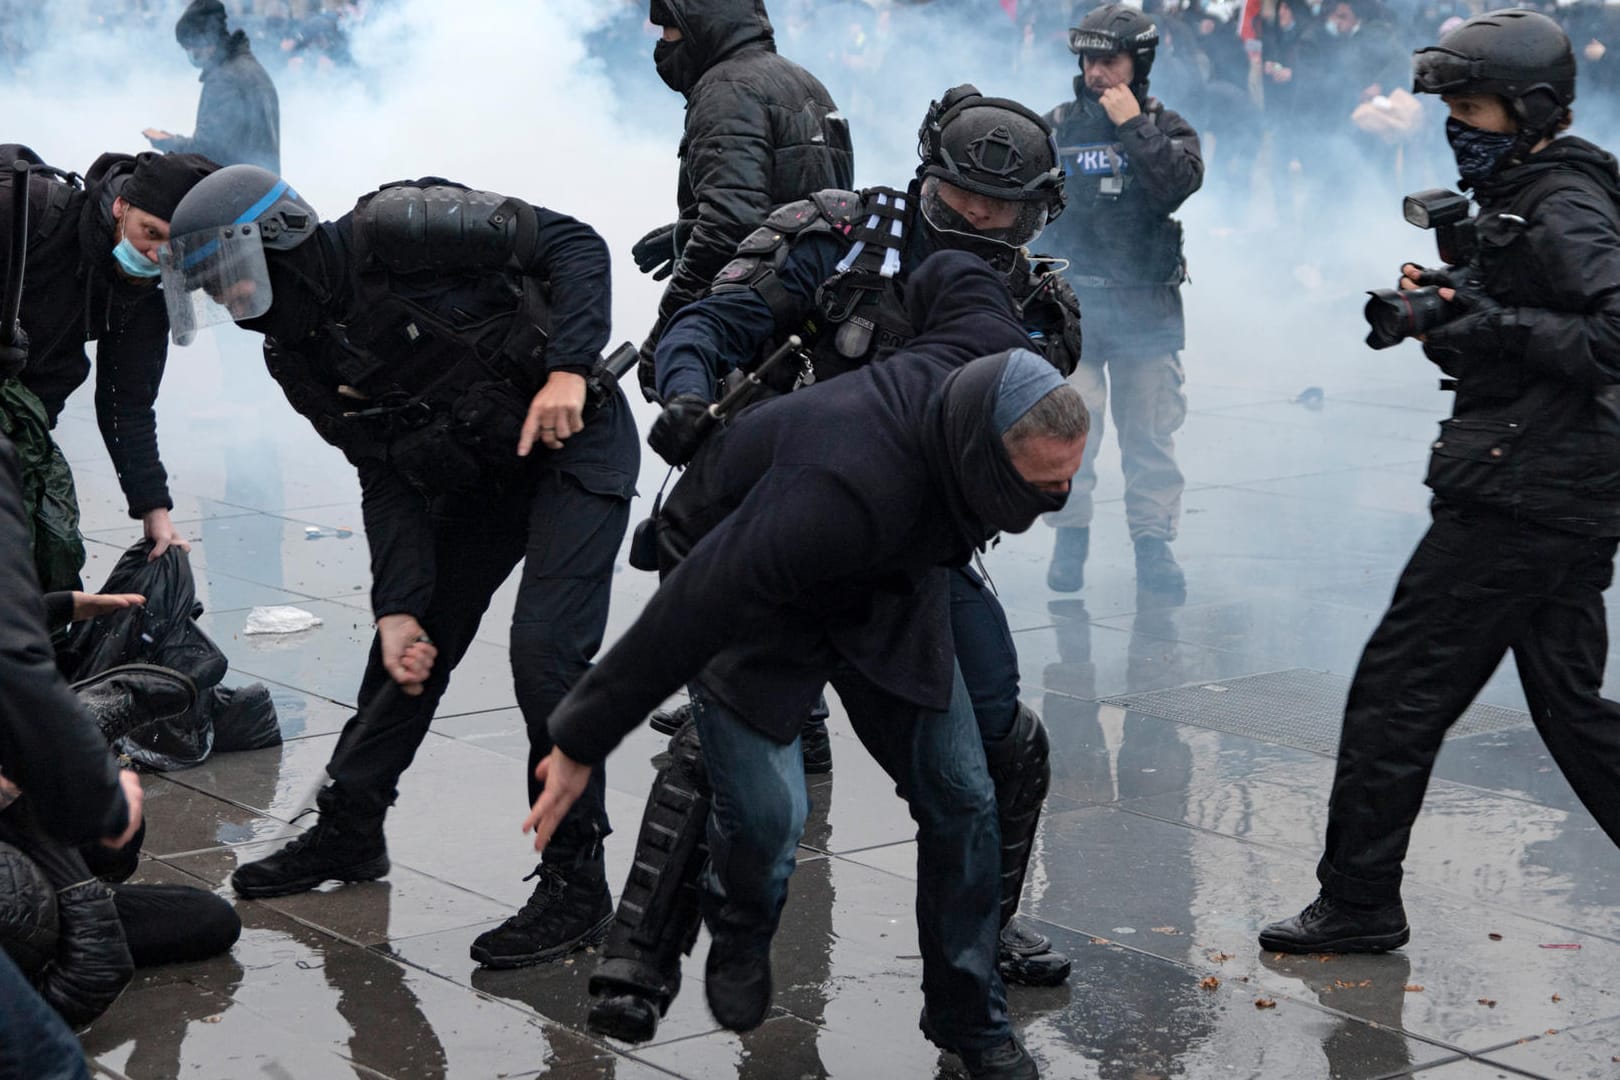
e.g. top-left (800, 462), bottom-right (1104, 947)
top-left (237, 248), bottom-right (331, 343)
top-left (1446, 116), bottom-right (1520, 185)
top-left (654, 37), bottom-right (700, 94)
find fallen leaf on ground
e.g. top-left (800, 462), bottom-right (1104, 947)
top-left (1552, 993), bottom-right (1562, 1002)
top-left (1089, 937), bottom-right (1110, 945)
top-left (1200, 976), bottom-right (1220, 990)
top-left (1478, 998), bottom-right (1498, 1008)
top-left (1208, 952), bottom-right (1234, 963)
top-left (1404, 984), bottom-right (1424, 993)
top-left (1255, 998), bottom-right (1277, 1009)
top-left (1151, 926), bottom-right (1182, 935)
top-left (1488, 932), bottom-right (1503, 941)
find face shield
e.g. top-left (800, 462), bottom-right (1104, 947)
top-left (919, 176), bottom-right (1051, 261)
top-left (159, 221), bottom-right (273, 345)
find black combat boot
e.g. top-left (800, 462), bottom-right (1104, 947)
top-left (1134, 536), bottom-right (1186, 594)
top-left (921, 1010), bottom-right (1041, 1080)
top-left (1046, 527), bottom-right (1088, 593)
top-left (648, 701), bottom-right (692, 737)
top-left (1258, 892), bottom-right (1409, 954)
top-left (799, 715), bottom-right (832, 775)
top-left (704, 933), bottom-right (773, 1032)
top-left (230, 786), bottom-right (388, 898)
top-left (470, 856), bottom-right (613, 969)
top-left (999, 916), bottom-right (1072, 987)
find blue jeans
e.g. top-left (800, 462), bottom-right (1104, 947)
top-left (690, 666), bottom-right (1009, 1050)
top-left (0, 949), bottom-right (89, 1080)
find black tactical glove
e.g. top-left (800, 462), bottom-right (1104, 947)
top-left (632, 222), bottom-right (679, 281)
top-left (1417, 275), bottom-right (1525, 396)
top-left (648, 394), bottom-right (712, 467)
top-left (0, 326), bottom-right (29, 379)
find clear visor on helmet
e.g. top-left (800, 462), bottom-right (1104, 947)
top-left (920, 176), bottom-right (1050, 254)
top-left (159, 222), bottom-right (273, 346)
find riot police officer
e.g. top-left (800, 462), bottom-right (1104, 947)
top-left (1040, 4), bottom-right (1204, 595)
top-left (583, 86), bottom-right (1081, 1049)
top-left (160, 166), bottom-right (641, 970)
top-left (1262, 9), bottom-right (1620, 953)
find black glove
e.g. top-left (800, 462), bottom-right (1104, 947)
top-left (1421, 276), bottom-right (1508, 363)
top-left (0, 326), bottom-right (29, 379)
top-left (632, 222), bottom-right (678, 281)
top-left (648, 394), bottom-right (712, 467)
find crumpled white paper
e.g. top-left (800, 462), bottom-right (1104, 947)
top-left (243, 605), bottom-right (324, 636)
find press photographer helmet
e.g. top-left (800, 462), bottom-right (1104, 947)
top-left (160, 165), bottom-right (318, 344)
top-left (1411, 9), bottom-right (1576, 140)
top-left (916, 84), bottom-right (1067, 254)
top-left (1069, 4), bottom-right (1160, 96)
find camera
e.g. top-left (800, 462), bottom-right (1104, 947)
top-left (1363, 189), bottom-right (1475, 350)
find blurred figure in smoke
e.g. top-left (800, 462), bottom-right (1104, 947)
top-left (1262, 9), bottom-right (1620, 955)
top-left (1041, 4), bottom-right (1203, 596)
top-left (160, 166), bottom-right (640, 972)
top-left (145, 0), bottom-right (281, 173)
top-left (0, 147), bottom-right (217, 591)
top-left (631, 0), bottom-right (853, 398)
top-left (585, 86), bottom-right (1080, 1057)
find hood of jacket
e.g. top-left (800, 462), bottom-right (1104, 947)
top-left (1475, 135), bottom-right (1620, 207)
top-left (664, 0), bottom-right (775, 76)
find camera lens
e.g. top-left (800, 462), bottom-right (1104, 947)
top-left (1363, 286), bottom-right (1450, 349)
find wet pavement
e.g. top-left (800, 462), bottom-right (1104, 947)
top-left (58, 290), bottom-right (1620, 1079)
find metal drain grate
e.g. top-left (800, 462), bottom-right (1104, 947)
top-left (1100, 668), bottom-right (1529, 755)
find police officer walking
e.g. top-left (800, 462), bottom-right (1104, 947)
top-left (1040, 4), bottom-right (1204, 595)
top-left (1262, 9), bottom-right (1620, 954)
top-left (160, 167), bottom-right (640, 970)
top-left (589, 90), bottom-right (1079, 1046)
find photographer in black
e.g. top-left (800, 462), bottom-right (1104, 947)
top-left (158, 167), bottom-right (640, 970)
top-left (1262, 8), bottom-right (1620, 954)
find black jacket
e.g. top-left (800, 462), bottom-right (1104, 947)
top-left (649, 0), bottom-right (853, 338)
top-left (549, 253), bottom-right (1045, 765)
top-left (1423, 136), bottom-right (1620, 536)
top-left (0, 436), bottom-right (129, 846)
top-left (3, 154), bottom-right (175, 517)
top-left (158, 32), bottom-right (280, 172)
top-left (257, 191), bottom-right (639, 621)
top-left (1043, 87), bottom-right (1203, 358)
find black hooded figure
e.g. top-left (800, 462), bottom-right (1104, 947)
top-left (535, 252), bottom-right (1087, 1079)
top-left (634, 0), bottom-right (854, 394)
top-left (147, 0), bottom-right (281, 173)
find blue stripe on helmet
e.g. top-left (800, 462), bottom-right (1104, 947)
top-left (234, 179), bottom-right (291, 225)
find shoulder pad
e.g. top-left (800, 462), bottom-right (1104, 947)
top-left (762, 189), bottom-right (862, 236)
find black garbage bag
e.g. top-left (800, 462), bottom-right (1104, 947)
top-left (0, 378), bottom-right (84, 593)
top-left (56, 541), bottom-right (281, 770)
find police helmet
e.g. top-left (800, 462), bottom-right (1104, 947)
top-left (1412, 9), bottom-right (1576, 136)
top-left (1069, 4), bottom-right (1160, 93)
top-left (160, 164), bottom-right (318, 345)
top-left (917, 85), bottom-right (1067, 254)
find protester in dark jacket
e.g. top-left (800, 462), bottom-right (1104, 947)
top-left (635, 0), bottom-right (853, 394)
top-left (1261, 9), bottom-right (1620, 956)
top-left (146, 0), bottom-right (281, 173)
top-left (527, 253), bottom-right (1088, 1080)
top-left (0, 149), bottom-right (217, 590)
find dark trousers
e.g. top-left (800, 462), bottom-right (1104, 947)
top-left (1319, 502), bottom-right (1620, 905)
top-left (951, 564), bottom-right (1022, 743)
top-left (327, 469), bottom-right (630, 862)
top-left (109, 883), bottom-right (241, 967)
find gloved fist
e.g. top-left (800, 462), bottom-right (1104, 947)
top-left (648, 394), bottom-right (712, 467)
top-left (632, 222), bottom-right (679, 281)
top-left (0, 327), bottom-right (29, 379)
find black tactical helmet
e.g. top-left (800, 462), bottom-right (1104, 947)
top-left (1069, 4), bottom-right (1160, 93)
top-left (161, 165), bottom-right (319, 344)
top-left (1412, 9), bottom-right (1576, 136)
top-left (917, 84), bottom-right (1067, 219)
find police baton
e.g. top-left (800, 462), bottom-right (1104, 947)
top-left (2, 159), bottom-right (31, 351)
top-left (696, 334), bottom-right (803, 434)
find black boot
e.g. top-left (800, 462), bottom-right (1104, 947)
top-left (73, 663), bottom-right (198, 745)
top-left (230, 786), bottom-right (388, 898)
top-left (1046, 527), bottom-right (1088, 593)
top-left (1258, 892), bottom-right (1409, 954)
top-left (649, 701), bottom-right (692, 737)
top-left (1134, 536), bottom-right (1186, 594)
top-left (800, 715), bottom-right (832, 775)
top-left (998, 915), bottom-right (1072, 987)
top-left (920, 1010), bottom-right (1040, 1080)
top-left (704, 933), bottom-right (772, 1032)
top-left (470, 857), bottom-right (613, 969)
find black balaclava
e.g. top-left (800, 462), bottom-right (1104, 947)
top-left (903, 251), bottom-right (1069, 545)
top-left (176, 0), bottom-right (230, 66)
top-left (651, 1), bottom-right (702, 94)
top-left (1445, 116), bottom-right (1521, 186)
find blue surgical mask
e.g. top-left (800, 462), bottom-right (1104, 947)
top-left (112, 237), bottom-right (162, 280)
top-left (1446, 116), bottom-right (1519, 185)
